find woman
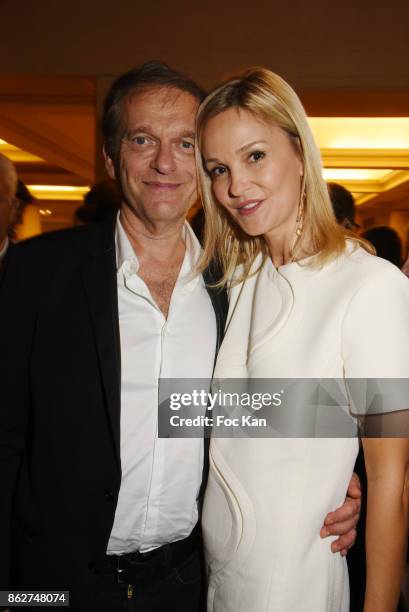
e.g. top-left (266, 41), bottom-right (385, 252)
top-left (195, 68), bottom-right (409, 611)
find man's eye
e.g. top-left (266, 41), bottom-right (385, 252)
top-left (133, 136), bottom-right (147, 145)
top-left (181, 141), bottom-right (194, 150)
top-left (249, 150), bottom-right (265, 162)
top-left (126, 136), bottom-right (149, 146)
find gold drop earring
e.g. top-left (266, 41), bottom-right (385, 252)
top-left (295, 200), bottom-right (304, 237)
top-left (290, 187), bottom-right (306, 261)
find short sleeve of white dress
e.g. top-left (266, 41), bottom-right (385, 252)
top-left (341, 256), bottom-right (409, 422)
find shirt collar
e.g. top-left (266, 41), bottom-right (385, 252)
top-left (115, 212), bottom-right (137, 272)
top-left (115, 211), bottom-right (202, 282)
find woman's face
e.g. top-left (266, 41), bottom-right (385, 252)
top-left (201, 107), bottom-right (303, 244)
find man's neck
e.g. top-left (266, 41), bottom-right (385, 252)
top-left (118, 207), bottom-right (188, 318)
top-left (119, 206), bottom-right (186, 264)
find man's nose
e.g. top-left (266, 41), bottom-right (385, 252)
top-left (150, 143), bottom-right (176, 174)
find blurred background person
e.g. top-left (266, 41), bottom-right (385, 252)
top-left (327, 181), bottom-right (359, 231)
top-left (0, 153), bottom-right (18, 266)
top-left (9, 180), bottom-right (34, 241)
top-left (74, 178), bottom-right (121, 225)
top-left (362, 226), bottom-right (403, 268)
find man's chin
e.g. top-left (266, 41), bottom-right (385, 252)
top-left (149, 197), bottom-right (192, 217)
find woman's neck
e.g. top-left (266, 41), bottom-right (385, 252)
top-left (264, 230), bottom-right (313, 269)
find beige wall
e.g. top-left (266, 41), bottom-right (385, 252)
top-left (0, 0), bottom-right (408, 91)
top-left (2, 0), bottom-right (408, 238)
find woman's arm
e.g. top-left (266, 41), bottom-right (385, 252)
top-left (362, 435), bottom-right (409, 612)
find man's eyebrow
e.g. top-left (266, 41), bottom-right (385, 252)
top-left (125, 125), bottom-right (153, 136)
top-left (124, 127), bottom-right (195, 140)
top-left (179, 130), bottom-right (196, 140)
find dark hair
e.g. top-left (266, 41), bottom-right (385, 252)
top-left (362, 226), bottom-right (402, 268)
top-left (101, 61), bottom-right (206, 165)
top-left (327, 182), bottom-right (357, 229)
top-left (74, 179), bottom-right (121, 225)
top-left (16, 180), bottom-right (33, 205)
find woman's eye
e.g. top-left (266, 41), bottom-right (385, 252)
top-left (210, 166), bottom-right (227, 178)
top-left (249, 150), bottom-right (265, 162)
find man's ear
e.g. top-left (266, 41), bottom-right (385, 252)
top-left (103, 145), bottom-right (116, 180)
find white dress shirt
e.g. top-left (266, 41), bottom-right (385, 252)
top-left (107, 215), bottom-right (217, 554)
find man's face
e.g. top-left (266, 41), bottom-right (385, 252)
top-left (105, 86), bottom-right (199, 231)
top-left (0, 176), bottom-right (15, 244)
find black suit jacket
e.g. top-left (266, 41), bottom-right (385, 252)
top-left (0, 215), bottom-right (227, 609)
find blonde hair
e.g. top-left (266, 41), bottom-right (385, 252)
top-left (195, 67), bottom-right (372, 286)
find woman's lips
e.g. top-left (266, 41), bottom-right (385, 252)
top-left (236, 199), bottom-right (263, 216)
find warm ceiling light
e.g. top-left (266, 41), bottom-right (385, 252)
top-left (30, 185), bottom-right (80, 191)
top-left (322, 169), bottom-right (392, 181)
top-left (28, 185), bottom-right (90, 201)
top-left (309, 118), bottom-right (409, 150)
top-left (0, 138), bottom-right (45, 163)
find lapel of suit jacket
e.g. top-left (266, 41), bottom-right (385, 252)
top-left (81, 216), bottom-right (121, 470)
top-left (203, 262), bottom-right (228, 358)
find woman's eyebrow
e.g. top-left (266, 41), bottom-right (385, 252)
top-left (204, 157), bottom-right (222, 165)
top-left (237, 140), bottom-right (268, 153)
top-left (205, 140), bottom-right (269, 164)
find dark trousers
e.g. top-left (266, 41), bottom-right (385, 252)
top-left (9, 534), bottom-right (205, 612)
top-left (92, 534), bottom-right (205, 612)
top-left (9, 551), bottom-right (204, 612)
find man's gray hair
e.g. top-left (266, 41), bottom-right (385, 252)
top-left (0, 152), bottom-right (18, 197)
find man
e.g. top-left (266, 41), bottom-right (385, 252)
top-left (0, 62), bottom-right (360, 612)
top-left (10, 180), bottom-right (34, 240)
top-left (74, 179), bottom-right (121, 225)
top-left (0, 153), bottom-right (17, 267)
top-left (327, 181), bottom-right (359, 231)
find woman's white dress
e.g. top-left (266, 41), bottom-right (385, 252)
top-left (203, 245), bottom-right (409, 611)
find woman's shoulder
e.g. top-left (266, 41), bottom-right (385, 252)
top-left (336, 242), bottom-right (409, 322)
top-left (335, 241), bottom-right (407, 287)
